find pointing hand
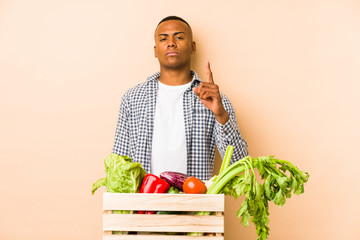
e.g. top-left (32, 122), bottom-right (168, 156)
top-left (193, 61), bottom-right (229, 124)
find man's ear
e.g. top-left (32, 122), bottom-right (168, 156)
top-left (154, 45), bottom-right (158, 58)
top-left (192, 41), bottom-right (196, 54)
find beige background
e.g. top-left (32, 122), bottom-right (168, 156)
top-left (1, 0), bottom-right (360, 239)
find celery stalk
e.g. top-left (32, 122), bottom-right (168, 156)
top-left (219, 145), bottom-right (234, 174)
top-left (188, 150), bottom-right (309, 240)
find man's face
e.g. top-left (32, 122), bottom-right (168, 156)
top-left (154, 20), bottom-right (196, 70)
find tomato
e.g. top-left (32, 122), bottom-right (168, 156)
top-left (183, 177), bottom-right (207, 194)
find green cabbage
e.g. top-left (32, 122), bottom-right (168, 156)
top-left (92, 153), bottom-right (146, 235)
top-left (92, 153), bottom-right (146, 195)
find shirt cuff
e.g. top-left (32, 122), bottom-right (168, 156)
top-left (215, 117), bottom-right (238, 140)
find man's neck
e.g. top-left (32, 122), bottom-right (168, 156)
top-left (158, 68), bottom-right (193, 86)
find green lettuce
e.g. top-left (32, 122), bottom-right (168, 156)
top-left (92, 153), bottom-right (146, 195)
top-left (92, 153), bottom-right (146, 235)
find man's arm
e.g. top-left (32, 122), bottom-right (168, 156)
top-left (193, 61), bottom-right (248, 162)
top-left (112, 93), bottom-right (131, 156)
top-left (214, 94), bottom-right (248, 163)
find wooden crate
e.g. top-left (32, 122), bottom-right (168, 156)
top-left (103, 193), bottom-right (225, 239)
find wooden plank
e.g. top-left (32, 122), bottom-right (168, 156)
top-left (103, 214), bottom-right (224, 233)
top-left (103, 234), bottom-right (224, 240)
top-left (103, 193), bottom-right (224, 212)
top-left (215, 212), bottom-right (223, 237)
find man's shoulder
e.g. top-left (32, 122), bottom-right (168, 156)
top-left (124, 81), bottom-right (148, 96)
top-left (123, 72), bottom-right (159, 99)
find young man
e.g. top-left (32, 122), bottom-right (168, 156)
top-left (112, 16), bottom-right (248, 181)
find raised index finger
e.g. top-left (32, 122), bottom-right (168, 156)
top-left (206, 60), bottom-right (214, 84)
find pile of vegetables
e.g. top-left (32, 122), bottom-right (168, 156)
top-left (92, 147), bottom-right (309, 240)
top-left (160, 171), bottom-right (207, 194)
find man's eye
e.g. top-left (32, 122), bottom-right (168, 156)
top-left (176, 36), bottom-right (184, 40)
top-left (160, 38), bottom-right (166, 42)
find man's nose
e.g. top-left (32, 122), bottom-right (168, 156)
top-left (167, 38), bottom-right (176, 48)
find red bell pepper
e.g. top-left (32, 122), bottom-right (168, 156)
top-left (137, 174), bottom-right (170, 214)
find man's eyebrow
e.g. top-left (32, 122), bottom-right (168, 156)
top-left (157, 31), bottom-right (186, 37)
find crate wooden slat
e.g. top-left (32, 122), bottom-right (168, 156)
top-left (104, 214), bottom-right (223, 232)
top-left (103, 235), bottom-right (224, 240)
top-left (103, 193), bottom-right (224, 211)
top-left (103, 193), bottom-right (225, 239)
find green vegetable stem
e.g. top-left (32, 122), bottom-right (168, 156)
top-left (188, 146), bottom-right (309, 240)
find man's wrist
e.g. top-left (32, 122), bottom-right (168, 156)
top-left (215, 111), bottom-right (229, 125)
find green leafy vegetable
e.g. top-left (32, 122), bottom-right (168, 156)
top-left (91, 153), bottom-right (146, 235)
top-left (189, 146), bottom-right (309, 240)
top-left (92, 153), bottom-right (146, 195)
top-left (167, 186), bottom-right (181, 194)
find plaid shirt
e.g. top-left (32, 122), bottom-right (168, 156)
top-left (112, 71), bottom-right (248, 180)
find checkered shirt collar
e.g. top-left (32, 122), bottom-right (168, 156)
top-left (146, 70), bottom-right (201, 90)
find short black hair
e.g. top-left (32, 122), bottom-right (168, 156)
top-left (157, 16), bottom-right (191, 29)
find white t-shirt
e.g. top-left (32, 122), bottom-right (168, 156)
top-left (151, 81), bottom-right (192, 177)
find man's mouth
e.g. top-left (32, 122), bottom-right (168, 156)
top-left (166, 52), bottom-right (179, 56)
